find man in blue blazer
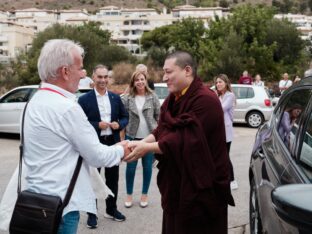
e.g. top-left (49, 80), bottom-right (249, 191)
top-left (78, 64), bottom-right (129, 228)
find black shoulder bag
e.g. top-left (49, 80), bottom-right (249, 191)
top-left (9, 96), bottom-right (83, 234)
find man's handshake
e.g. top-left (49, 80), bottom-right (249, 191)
top-left (117, 140), bottom-right (149, 162)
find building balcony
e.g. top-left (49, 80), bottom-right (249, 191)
top-left (119, 24), bottom-right (152, 31)
top-left (0, 55), bottom-right (10, 64)
top-left (0, 36), bottom-right (8, 42)
top-left (0, 45), bottom-right (8, 51)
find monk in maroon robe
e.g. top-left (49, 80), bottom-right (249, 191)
top-left (125, 51), bottom-right (234, 234)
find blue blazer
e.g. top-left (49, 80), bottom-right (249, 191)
top-left (78, 89), bottom-right (129, 142)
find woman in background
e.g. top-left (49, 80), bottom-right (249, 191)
top-left (121, 71), bottom-right (160, 208)
top-left (253, 74), bottom-right (264, 87)
top-left (215, 74), bottom-right (238, 190)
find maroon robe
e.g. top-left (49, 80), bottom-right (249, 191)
top-left (153, 77), bottom-right (234, 234)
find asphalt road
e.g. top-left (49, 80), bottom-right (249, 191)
top-left (0, 125), bottom-right (257, 234)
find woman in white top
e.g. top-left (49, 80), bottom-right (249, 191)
top-left (121, 71), bottom-right (160, 208)
top-left (215, 74), bottom-right (238, 190)
top-left (253, 74), bottom-right (264, 87)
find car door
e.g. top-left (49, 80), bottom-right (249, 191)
top-left (232, 86), bottom-right (254, 122)
top-left (279, 94), bottom-right (312, 232)
top-left (0, 88), bottom-right (36, 133)
top-left (256, 88), bottom-right (312, 233)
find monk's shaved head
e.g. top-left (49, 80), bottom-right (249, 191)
top-left (165, 51), bottom-right (197, 77)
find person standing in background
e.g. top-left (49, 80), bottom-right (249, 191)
top-left (279, 73), bottom-right (292, 94)
top-left (238, 70), bottom-right (252, 85)
top-left (293, 75), bottom-right (301, 83)
top-left (252, 74), bottom-right (264, 87)
top-left (136, 64), bottom-right (155, 90)
top-left (79, 69), bottom-right (94, 88)
top-left (121, 71), bottom-right (160, 208)
top-left (78, 65), bottom-right (129, 228)
top-left (215, 74), bottom-right (238, 190)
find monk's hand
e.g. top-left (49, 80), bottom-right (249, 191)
top-left (123, 141), bottom-right (148, 162)
top-left (110, 121), bottom-right (120, 130)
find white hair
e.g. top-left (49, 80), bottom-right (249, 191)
top-left (37, 39), bottom-right (84, 82)
top-left (136, 64), bottom-right (147, 72)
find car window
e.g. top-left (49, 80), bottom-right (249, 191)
top-left (28, 88), bottom-right (38, 99)
top-left (247, 88), bottom-right (255, 98)
top-left (0, 88), bottom-right (30, 103)
top-left (154, 86), bottom-right (169, 100)
top-left (232, 87), bottom-right (253, 99)
top-left (277, 89), bottom-right (312, 152)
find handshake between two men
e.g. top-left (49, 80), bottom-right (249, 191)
top-left (116, 136), bottom-right (162, 163)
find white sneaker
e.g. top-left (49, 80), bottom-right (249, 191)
top-left (230, 180), bottom-right (238, 190)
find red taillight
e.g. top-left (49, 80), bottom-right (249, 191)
top-left (264, 99), bottom-right (271, 107)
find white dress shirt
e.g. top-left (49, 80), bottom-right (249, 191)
top-left (94, 88), bottom-right (112, 136)
top-left (135, 95), bottom-right (149, 138)
top-left (279, 79), bottom-right (292, 93)
top-left (23, 83), bottom-right (124, 216)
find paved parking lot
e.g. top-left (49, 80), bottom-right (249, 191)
top-left (0, 125), bottom-right (257, 234)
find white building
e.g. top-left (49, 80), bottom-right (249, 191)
top-left (0, 21), bottom-right (34, 63)
top-left (274, 13), bottom-right (312, 40)
top-left (1, 5), bottom-right (230, 57)
top-left (57, 9), bottom-right (89, 24)
top-left (8, 8), bottom-right (57, 32)
top-left (172, 4), bottom-right (228, 20)
top-left (94, 6), bottom-right (175, 56)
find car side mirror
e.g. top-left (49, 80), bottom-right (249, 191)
top-left (271, 184), bottom-right (312, 232)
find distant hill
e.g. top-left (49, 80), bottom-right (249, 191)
top-left (0, 0), bottom-right (274, 12)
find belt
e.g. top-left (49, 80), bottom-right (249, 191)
top-left (100, 134), bottom-right (114, 141)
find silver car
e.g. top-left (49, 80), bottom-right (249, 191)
top-left (0, 85), bottom-right (91, 133)
top-left (231, 84), bottom-right (273, 128)
top-left (211, 84), bottom-right (273, 128)
top-left (154, 83), bottom-right (168, 105)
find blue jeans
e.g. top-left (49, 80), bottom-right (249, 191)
top-left (125, 136), bottom-right (154, 195)
top-left (57, 211), bottom-right (80, 234)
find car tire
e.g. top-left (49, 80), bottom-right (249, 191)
top-left (247, 111), bottom-right (264, 128)
top-left (249, 178), bottom-right (263, 234)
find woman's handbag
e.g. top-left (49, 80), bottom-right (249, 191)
top-left (9, 96), bottom-right (83, 234)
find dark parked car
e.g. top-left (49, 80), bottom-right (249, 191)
top-left (249, 77), bottom-right (312, 234)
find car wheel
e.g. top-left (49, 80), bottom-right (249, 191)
top-left (250, 178), bottom-right (263, 234)
top-left (247, 111), bottom-right (264, 128)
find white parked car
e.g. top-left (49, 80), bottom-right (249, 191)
top-left (0, 85), bottom-right (91, 133)
top-left (154, 83), bottom-right (168, 105)
top-left (212, 84), bottom-right (274, 128)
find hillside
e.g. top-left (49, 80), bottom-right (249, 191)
top-left (0, 0), bottom-right (273, 12)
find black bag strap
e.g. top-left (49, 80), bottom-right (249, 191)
top-left (17, 85), bottom-right (82, 208)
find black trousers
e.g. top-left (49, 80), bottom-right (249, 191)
top-left (98, 135), bottom-right (119, 214)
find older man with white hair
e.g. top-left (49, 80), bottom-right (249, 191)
top-left (279, 73), bottom-right (292, 94)
top-left (22, 39), bottom-right (130, 234)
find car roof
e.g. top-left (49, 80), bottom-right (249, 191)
top-left (231, 84), bottom-right (262, 88)
top-left (154, 83), bottom-right (167, 87)
top-left (14, 85), bottom-right (39, 89)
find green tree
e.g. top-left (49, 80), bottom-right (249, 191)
top-left (205, 5), bottom-right (306, 81)
top-left (99, 45), bottom-right (135, 68)
top-left (141, 18), bottom-right (208, 67)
